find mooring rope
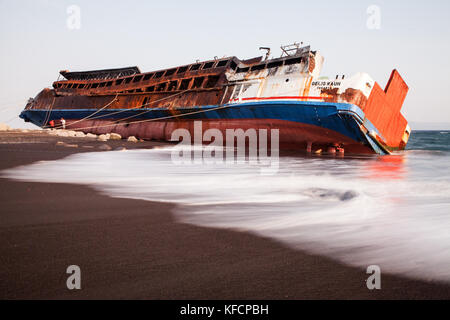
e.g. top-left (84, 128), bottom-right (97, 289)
top-left (50, 89), bottom-right (190, 130)
top-left (60, 93), bottom-right (119, 128)
top-left (42, 97), bottom-right (56, 127)
top-left (84, 89), bottom-right (189, 121)
top-left (56, 103), bottom-right (233, 133)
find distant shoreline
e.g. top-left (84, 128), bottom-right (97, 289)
top-left (411, 129), bottom-right (450, 131)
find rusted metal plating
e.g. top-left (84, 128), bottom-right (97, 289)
top-left (27, 46), bottom-right (334, 113)
top-left (23, 44), bottom-right (409, 152)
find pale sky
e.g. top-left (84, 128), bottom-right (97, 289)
top-left (1, 0), bottom-right (449, 129)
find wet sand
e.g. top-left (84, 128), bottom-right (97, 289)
top-left (0, 131), bottom-right (449, 299)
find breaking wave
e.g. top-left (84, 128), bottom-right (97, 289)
top-left (2, 131), bottom-right (450, 282)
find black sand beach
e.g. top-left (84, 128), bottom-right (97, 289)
top-left (1, 131), bottom-right (449, 299)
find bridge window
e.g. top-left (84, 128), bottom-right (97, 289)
top-left (154, 71), bottom-right (164, 79)
top-left (145, 86), bottom-right (155, 92)
top-left (133, 75), bottom-right (143, 82)
top-left (168, 80), bottom-right (178, 91)
top-left (192, 77), bottom-right (204, 89)
top-left (177, 66), bottom-right (189, 74)
top-left (179, 78), bottom-right (191, 90)
top-left (165, 69), bottom-right (176, 76)
top-left (143, 73), bottom-right (153, 81)
top-left (203, 61), bottom-right (214, 69)
top-left (251, 64), bottom-right (266, 71)
top-left (115, 79), bottom-right (124, 85)
top-left (190, 64), bottom-right (201, 71)
top-left (267, 61), bottom-right (283, 69)
top-left (236, 67), bottom-right (249, 73)
top-left (284, 57), bottom-right (302, 66)
top-left (156, 82), bottom-right (167, 91)
top-left (216, 60), bottom-right (228, 67)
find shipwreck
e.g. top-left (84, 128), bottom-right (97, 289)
top-left (20, 43), bottom-right (411, 155)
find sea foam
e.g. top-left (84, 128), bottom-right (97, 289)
top-left (2, 143), bottom-right (450, 282)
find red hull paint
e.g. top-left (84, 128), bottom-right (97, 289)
top-left (365, 70), bottom-right (409, 148)
top-left (67, 118), bottom-right (374, 154)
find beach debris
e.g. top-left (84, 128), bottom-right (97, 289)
top-left (0, 123), bottom-right (12, 131)
top-left (127, 136), bottom-right (138, 143)
top-left (48, 129), bottom-right (88, 138)
top-left (86, 133), bottom-right (97, 139)
top-left (109, 133), bottom-right (122, 140)
top-left (56, 130), bottom-right (69, 137)
top-left (304, 188), bottom-right (358, 201)
top-left (56, 141), bottom-right (78, 148)
top-left (74, 131), bottom-right (86, 138)
top-left (97, 134), bottom-right (109, 142)
top-left (98, 144), bottom-right (112, 151)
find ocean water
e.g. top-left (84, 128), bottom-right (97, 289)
top-left (2, 131), bottom-right (450, 282)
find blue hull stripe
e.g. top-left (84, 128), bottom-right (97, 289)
top-left (20, 101), bottom-right (386, 154)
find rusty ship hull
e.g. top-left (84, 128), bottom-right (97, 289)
top-left (19, 45), bottom-right (411, 155)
